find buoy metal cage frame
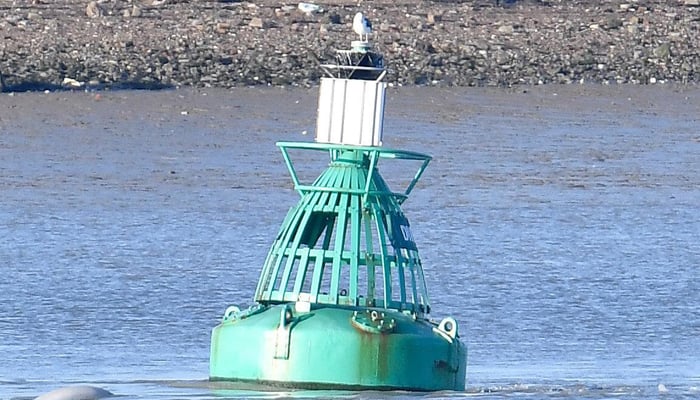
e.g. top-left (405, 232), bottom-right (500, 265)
top-left (254, 142), bottom-right (434, 317)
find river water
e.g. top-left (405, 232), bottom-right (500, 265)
top-left (1, 85), bottom-right (698, 399)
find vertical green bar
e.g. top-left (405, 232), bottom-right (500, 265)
top-left (397, 251), bottom-right (407, 307)
top-left (290, 248), bottom-right (311, 298)
top-left (348, 168), bottom-right (361, 303)
top-left (373, 206), bottom-right (392, 308)
top-left (329, 167), bottom-right (351, 304)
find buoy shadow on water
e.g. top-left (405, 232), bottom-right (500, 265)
top-left (174, 380), bottom-right (357, 398)
top-left (167, 380), bottom-right (470, 399)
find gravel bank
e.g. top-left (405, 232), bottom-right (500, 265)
top-left (1, 0), bottom-right (699, 90)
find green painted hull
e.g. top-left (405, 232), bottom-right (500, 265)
top-left (210, 304), bottom-right (466, 391)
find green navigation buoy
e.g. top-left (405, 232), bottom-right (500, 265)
top-left (209, 21), bottom-right (466, 391)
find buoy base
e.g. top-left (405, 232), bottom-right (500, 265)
top-left (210, 303), bottom-right (466, 391)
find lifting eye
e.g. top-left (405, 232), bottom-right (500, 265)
top-left (438, 317), bottom-right (458, 339)
top-left (280, 304), bottom-right (294, 327)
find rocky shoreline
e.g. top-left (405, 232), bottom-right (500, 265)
top-left (1, 0), bottom-right (699, 91)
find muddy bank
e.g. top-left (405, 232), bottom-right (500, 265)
top-left (1, 0), bottom-right (699, 90)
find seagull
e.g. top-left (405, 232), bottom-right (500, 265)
top-left (353, 12), bottom-right (372, 42)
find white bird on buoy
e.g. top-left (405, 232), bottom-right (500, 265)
top-left (353, 12), bottom-right (372, 42)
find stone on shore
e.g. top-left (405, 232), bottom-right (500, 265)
top-left (0, 0), bottom-right (698, 90)
top-left (86, 1), bottom-right (104, 18)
